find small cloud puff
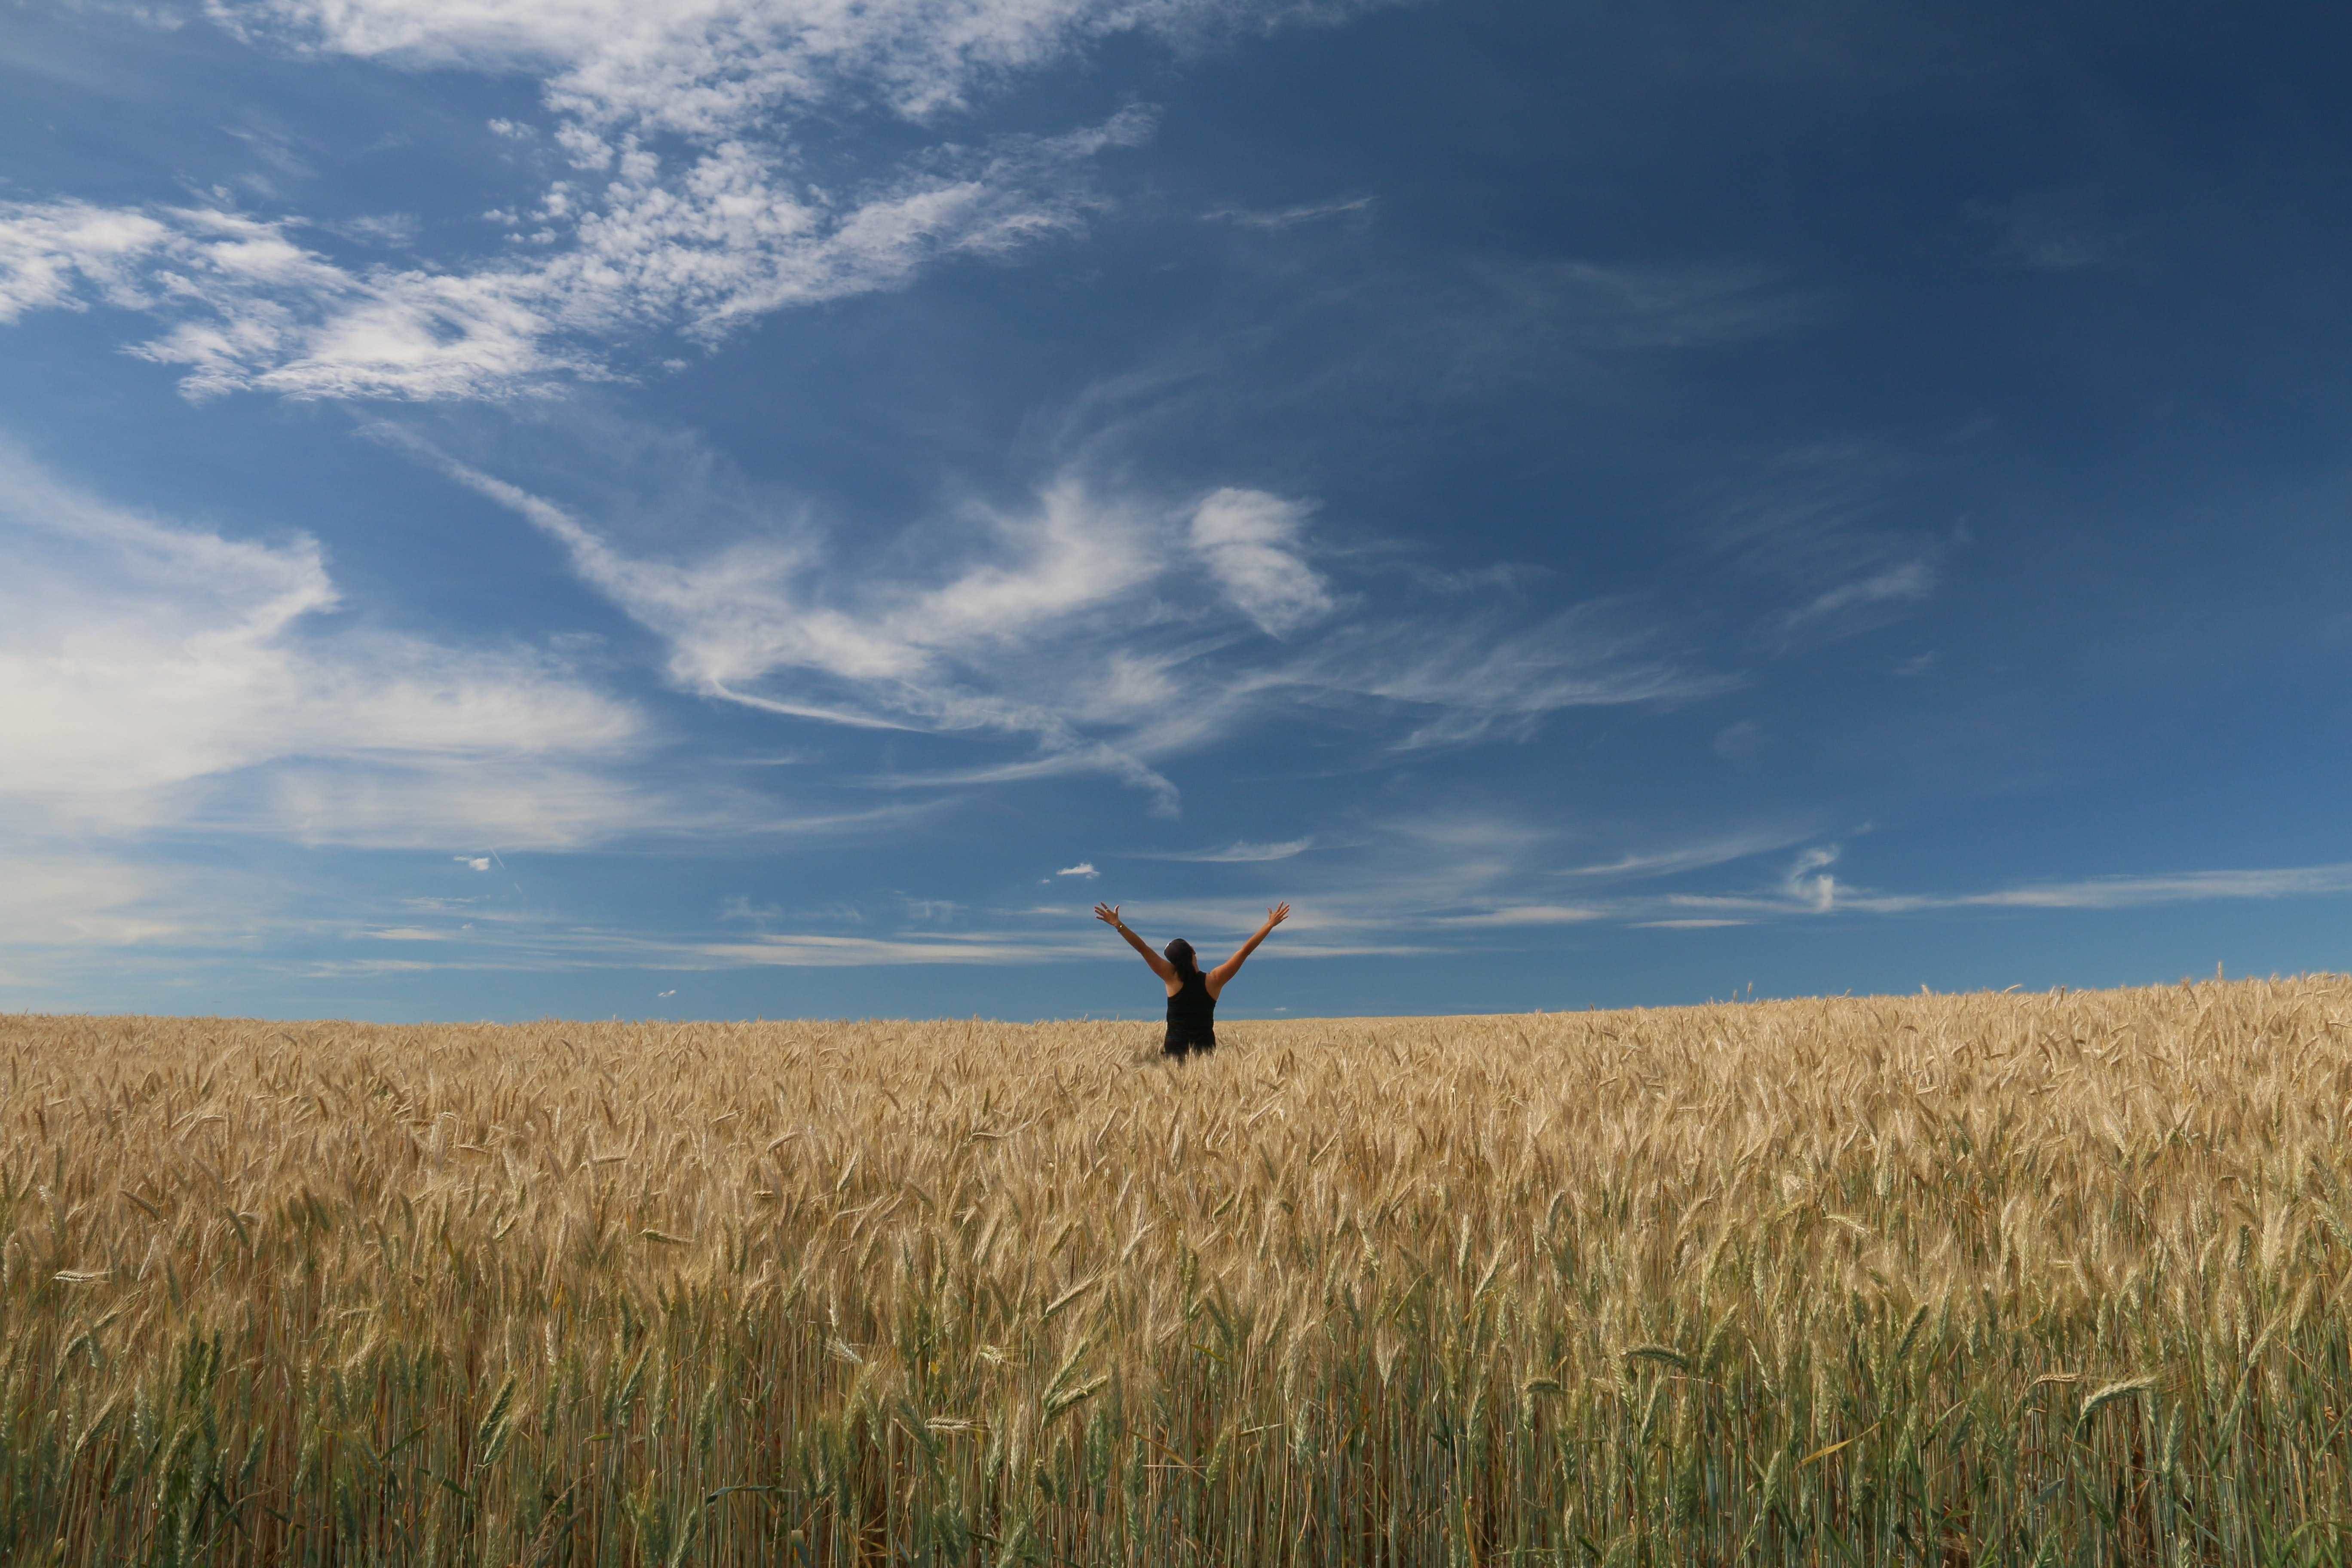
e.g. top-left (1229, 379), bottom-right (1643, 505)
top-left (454, 856), bottom-right (491, 871)
top-left (1057, 862), bottom-right (1099, 878)
top-left (1785, 846), bottom-right (1839, 913)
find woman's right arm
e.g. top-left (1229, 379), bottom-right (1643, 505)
top-left (1096, 903), bottom-right (1176, 982)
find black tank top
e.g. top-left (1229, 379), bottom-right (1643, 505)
top-left (1165, 970), bottom-right (1216, 1041)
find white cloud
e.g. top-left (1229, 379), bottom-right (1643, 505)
top-left (213, 0), bottom-right (1385, 132)
top-left (412, 437), bottom-right (1160, 729)
top-left (1779, 558), bottom-right (1935, 634)
top-left (0, 0), bottom-right (1388, 401)
top-left (1102, 820), bottom-right (2352, 947)
top-left (454, 855), bottom-right (493, 870)
top-left (409, 435), bottom-right (1729, 810)
top-left (1954, 863), bottom-right (2352, 911)
top-left (0, 853), bottom-right (196, 946)
top-left (1132, 837), bottom-right (1313, 862)
top-left (241, 759), bottom-right (686, 849)
top-left (0, 201), bottom-right (583, 400)
top-left (0, 113), bottom-right (1138, 401)
top-left (1056, 861), bottom-right (1097, 877)
top-left (1705, 443), bottom-right (1951, 650)
top-left (328, 212), bottom-right (423, 247)
top-left (692, 932), bottom-right (1107, 965)
top-left (1202, 195), bottom-right (1372, 229)
top-left (0, 438), bottom-right (655, 845)
top-left (1432, 903), bottom-right (1603, 927)
top-left (0, 200), bottom-right (177, 322)
top-left (1562, 828), bottom-right (1811, 881)
top-left (1630, 851), bottom-right (2352, 925)
top-left (677, 930), bottom-right (1427, 965)
top-left (1188, 487), bottom-right (1332, 637)
top-left (406, 844), bottom-right (2352, 971)
top-left (1782, 845), bottom-right (1839, 912)
top-left (1303, 602), bottom-right (1738, 748)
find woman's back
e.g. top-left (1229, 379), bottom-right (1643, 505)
top-left (1164, 969), bottom-right (1216, 1057)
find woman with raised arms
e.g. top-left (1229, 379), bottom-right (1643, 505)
top-left (1094, 901), bottom-right (1292, 1060)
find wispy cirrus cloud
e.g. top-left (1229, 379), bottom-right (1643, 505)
top-left (1703, 441), bottom-right (1953, 652)
top-left (1430, 903), bottom-right (1603, 927)
top-left (1559, 827), bottom-right (1812, 880)
top-left (1129, 838), bottom-right (1315, 863)
top-left (1641, 846), bottom-right (2352, 925)
top-left (392, 428), bottom-right (1730, 811)
top-left (405, 435), bottom-right (1168, 732)
top-left (1202, 195), bottom-right (1373, 229)
top-left (1951, 863), bottom-right (2352, 912)
top-left (1777, 558), bottom-right (1935, 636)
top-left (1396, 845), bottom-right (2352, 935)
top-left (1969, 189), bottom-right (2124, 274)
top-left (1102, 818), bottom-right (2352, 949)
top-left (25, 792), bottom-right (2352, 979)
top-left (1306, 600), bottom-right (1736, 749)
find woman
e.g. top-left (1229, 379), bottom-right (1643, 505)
top-left (1094, 901), bottom-right (1292, 1060)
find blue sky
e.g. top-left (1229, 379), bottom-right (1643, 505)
top-left (4, 0), bottom-right (2351, 1022)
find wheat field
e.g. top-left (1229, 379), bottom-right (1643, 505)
top-left (6, 978), bottom-right (2352, 1564)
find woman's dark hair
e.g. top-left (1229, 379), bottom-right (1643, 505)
top-left (1164, 938), bottom-right (1199, 980)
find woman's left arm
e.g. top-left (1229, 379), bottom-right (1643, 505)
top-left (1208, 903), bottom-right (1290, 994)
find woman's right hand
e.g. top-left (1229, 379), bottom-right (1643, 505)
top-left (1093, 903), bottom-right (1122, 927)
top-left (1264, 902), bottom-right (1291, 929)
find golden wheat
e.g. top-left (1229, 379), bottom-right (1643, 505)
top-left (6, 977), bottom-right (2352, 1562)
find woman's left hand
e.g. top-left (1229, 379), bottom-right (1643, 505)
top-left (1093, 903), bottom-right (1123, 926)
